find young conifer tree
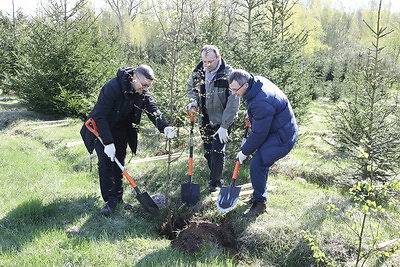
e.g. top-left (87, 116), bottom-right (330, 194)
top-left (329, 0), bottom-right (400, 192)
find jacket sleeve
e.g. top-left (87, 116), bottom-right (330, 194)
top-left (89, 82), bottom-right (119, 145)
top-left (221, 93), bottom-right (240, 129)
top-left (144, 92), bottom-right (169, 132)
top-left (241, 101), bottom-right (275, 156)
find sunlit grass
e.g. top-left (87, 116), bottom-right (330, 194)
top-left (1, 98), bottom-right (399, 266)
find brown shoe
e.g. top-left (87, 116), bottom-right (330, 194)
top-left (243, 201), bottom-right (266, 217)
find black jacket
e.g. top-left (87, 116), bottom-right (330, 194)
top-left (80, 67), bottom-right (168, 154)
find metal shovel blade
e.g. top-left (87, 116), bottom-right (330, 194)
top-left (217, 161), bottom-right (241, 212)
top-left (216, 184), bottom-right (241, 212)
top-left (85, 118), bottom-right (161, 216)
top-left (181, 181), bottom-right (200, 206)
top-left (136, 192), bottom-right (161, 216)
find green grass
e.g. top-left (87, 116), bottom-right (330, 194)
top-left (1, 96), bottom-right (399, 266)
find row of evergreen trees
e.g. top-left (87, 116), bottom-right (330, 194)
top-left (0, 0), bottom-right (399, 190)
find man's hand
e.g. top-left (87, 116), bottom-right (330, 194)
top-left (104, 143), bottom-right (116, 162)
top-left (236, 151), bottom-right (247, 164)
top-left (186, 101), bottom-right (198, 110)
top-left (164, 126), bottom-right (176, 139)
top-left (216, 127), bottom-right (228, 144)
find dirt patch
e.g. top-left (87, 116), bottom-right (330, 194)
top-left (162, 217), bottom-right (238, 255)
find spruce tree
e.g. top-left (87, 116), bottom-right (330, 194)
top-left (329, 1), bottom-right (400, 192)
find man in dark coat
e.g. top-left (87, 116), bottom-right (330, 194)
top-left (186, 45), bottom-right (240, 192)
top-left (228, 69), bottom-right (298, 217)
top-left (80, 65), bottom-right (174, 216)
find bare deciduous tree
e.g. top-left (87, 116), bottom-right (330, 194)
top-left (106, 0), bottom-right (143, 31)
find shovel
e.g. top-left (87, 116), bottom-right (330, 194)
top-left (216, 115), bottom-right (251, 212)
top-left (216, 161), bottom-right (241, 212)
top-left (181, 107), bottom-right (200, 206)
top-left (85, 118), bottom-right (160, 216)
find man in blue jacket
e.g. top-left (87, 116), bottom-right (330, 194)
top-left (228, 69), bottom-right (298, 217)
top-left (80, 65), bottom-right (174, 216)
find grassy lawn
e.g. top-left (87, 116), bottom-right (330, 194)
top-left (1, 96), bottom-right (399, 266)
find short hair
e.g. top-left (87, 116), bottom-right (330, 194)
top-left (135, 64), bottom-right (155, 80)
top-left (201, 45), bottom-right (220, 58)
top-left (228, 69), bottom-right (251, 85)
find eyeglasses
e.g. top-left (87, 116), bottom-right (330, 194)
top-left (137, 75), bottom-right (152, 89)
top-left (229, 82), bottom-right (246, 93)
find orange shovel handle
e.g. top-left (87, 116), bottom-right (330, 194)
top-left (85, 118), bottom-right (99, 137)
top-left (244, 114), bottom-right (251, 127)
top-left (188, 157), bottom-right (193, 175)
top-left (187, 106), bottom-right (198, 123)
top-left (122, 170), bottom-right (138, 188)
top-left (232, 161), bottom-right (241, 180)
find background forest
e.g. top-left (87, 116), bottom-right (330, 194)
top-left (1, 0), bottom-right (400, 266)
top-left (1, 0), bottom-right (399, 122)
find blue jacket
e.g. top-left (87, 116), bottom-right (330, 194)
top-left (241, 75), bottom-right (298, 164)
top-left (80, 67), bottom-right (168, 154)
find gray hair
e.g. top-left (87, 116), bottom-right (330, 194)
top-left (135, 64), bottom-right (155, 80)
top-left (228, 69), bottom-right (251, 85)
top-left (201, 45), bottom-right (220, 57)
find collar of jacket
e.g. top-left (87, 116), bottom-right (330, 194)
top-left (194, 58), bottom-right (230, 82)
top-left (243, 74), bottom-right (260, 101)
top-left (117, 66), bottom-right (136, 94)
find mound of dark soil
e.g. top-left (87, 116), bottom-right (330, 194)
top-left (170, 217), bottom-right (237, 255)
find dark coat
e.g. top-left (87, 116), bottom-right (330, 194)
top-left (80, 67), bottom-right (168, 154)
top-left (241, 75), bottom-right (298, 164)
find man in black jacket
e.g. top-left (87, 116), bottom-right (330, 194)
top-left (80, 65), bottom-right (174, 216)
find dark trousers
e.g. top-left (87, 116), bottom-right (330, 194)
top-left (200, 124), bottom-right (232, 185)
top-left (250, 150), bottom-right (274, 203)
top-left (94, 129), bottom-right (127, 203)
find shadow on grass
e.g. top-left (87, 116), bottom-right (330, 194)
top-left (133, 239), bottom-right (237, 266)
top-left (0, 196), bottom-right (163, 253)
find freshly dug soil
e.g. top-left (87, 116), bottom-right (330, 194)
top-left (166, 217), bottom-right (238, 255)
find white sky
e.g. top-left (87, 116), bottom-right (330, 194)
top-left (1, 0), bottom-right (400, 16)
top-left (0, 0), bottom-right (102, 16)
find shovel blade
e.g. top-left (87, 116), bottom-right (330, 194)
top-left (181, 182), bottom-right (200, 206)
top-left (216, 185), bottom-right (241, 212)
top-left (136, 192), bottom-right (160, 216)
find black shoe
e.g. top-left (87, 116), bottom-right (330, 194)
top-left (209, 180), bottom-right (224, 192)
top-left (121, 201), bottom-right (134, 210)
top-left (243, 201), bottom-right (266, 217)
top-left (243, 196), bottom-right (254, 205)
top-left (100, 199), bottom-right (117, 216)
top-left (117, 197), bottom-right (133, 210)
top-left (209, 184), bottom-right (218, 192)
